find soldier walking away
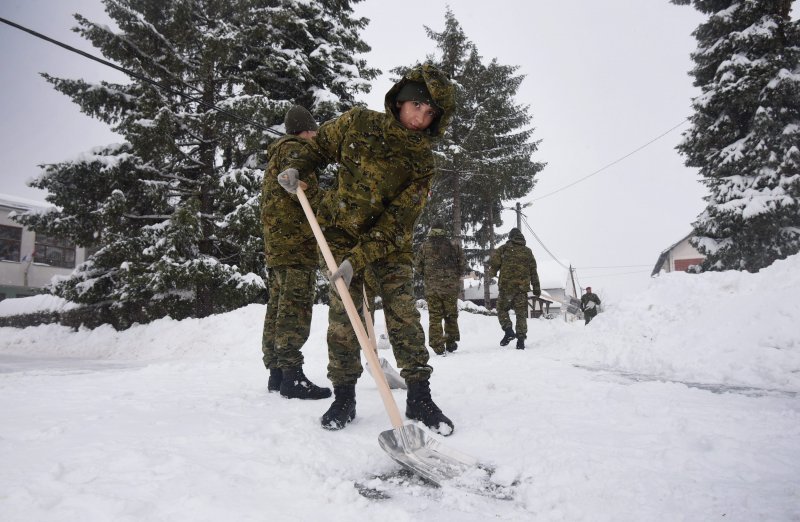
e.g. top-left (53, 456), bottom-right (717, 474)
top-left (261, 105), bottom-right (331, 400)
top-left (415, 220), bottom-right (464, 354)
top-left (580, 286), bottom-right (601, 325)
top-left (277, 63), bottom-right (456, 436)
top-left (487, 228), bottom-right (541, 350)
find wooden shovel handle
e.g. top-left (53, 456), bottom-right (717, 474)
top-left (296, 182), bottom-right (404, 428)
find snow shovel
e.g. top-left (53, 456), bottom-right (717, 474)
top-left (537, 294), bottom-right (582, 317)
top-left (296, 183), bottom-right (509, 496)
top-left (362, 285), bottom-right (406, 390)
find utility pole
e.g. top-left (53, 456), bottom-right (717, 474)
top-left (516, 202), bottom-right (521, 230)
top-left (567, 264), bottom-right (580, 323)
top-left (569, 264), bottom-right (579, 298)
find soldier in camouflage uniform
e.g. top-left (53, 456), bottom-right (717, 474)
top-left (277, 64), bottom-right (456, 436)
top-left (261, 105), bottom-right (331, 400)
top-left (415, 221), bottom-right (464, 354)
top-left (487, 228), bottom-right (541, 350)
top-left (580, 286), bottom-right (601, 325)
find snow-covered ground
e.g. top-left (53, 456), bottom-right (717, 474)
top-left (1, 255), bottom-right (799, 521)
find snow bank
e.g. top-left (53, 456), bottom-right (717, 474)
top-left (538, 253), bottom-right (800, 392)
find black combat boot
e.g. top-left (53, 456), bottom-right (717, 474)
top-left (321, 385), bottom-right (356, 430)
top-left (516, 336), bottom-right (526, 350)
top-left (499, 327), bottom-right (516, 346)
top-left (445, 341), bottom-right (458, 353)
top-left (267, 368), bottom-right (282, 392)
top-left (406, 380), bottom-right (454, 436)
top-left (280, 368), bottom-right (332, 400)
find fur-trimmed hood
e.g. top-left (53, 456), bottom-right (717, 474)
top-left (385, 63), bottom-right (455, 139)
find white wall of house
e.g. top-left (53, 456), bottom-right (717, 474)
top-left (0, 194), bottom-right (86, 299)
top-left (665, 237), bottom-right (704, 272)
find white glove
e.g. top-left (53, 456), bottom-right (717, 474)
top-left (329, 259), bottom-right (353, 288)
top-left (277, 168), bottom-right (299, 193)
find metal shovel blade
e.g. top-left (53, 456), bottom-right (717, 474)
top-left (377, 424), bottom-right (514, 499)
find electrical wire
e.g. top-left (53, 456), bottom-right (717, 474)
top-left (579, 264), bottom-right (652, 269)
top-left (577, 269), bottom-right (652, 279)
top-left (518, 213), bottom-right (570, 270)
top-left (0, 16), bottom-right (283, 136)
top-left (530, 118), bottom-right (689, 202)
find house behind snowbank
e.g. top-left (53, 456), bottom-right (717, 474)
top-left (0, 193), bottom-right (89, 300)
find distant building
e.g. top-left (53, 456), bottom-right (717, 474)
top-left (651, 233), bottom-right (705, 276)
top-left (0, 194), bottom-right (88, 300)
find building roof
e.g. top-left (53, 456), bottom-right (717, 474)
top-left (651, 232), bottom-right (694, 277)
top-left (0, 193), bottom-right (51, 212)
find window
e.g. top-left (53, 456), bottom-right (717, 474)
top-left (0, 225), bottom-right (22, 262)
top-left (34, 233), bottom-right (76, 268)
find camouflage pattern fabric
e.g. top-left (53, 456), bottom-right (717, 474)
top-left (284, 64), bottom-right (455, 386)
top-left (487, 228), bottom-right (541, 338)
top-left (261, 266), bottom-right (316, 370)
top-left (425, 294), bottom-right (459, 353)
top-left (416, 229), bottom-right (464, 352)
top-left (325, 230), bottom-right (432, 384)
top-left (260, 135), bottom-right (323, 372)
top-left (416, 230), bottom-right (464, 294)
top-left (261, 135), bottom-right (323, 269)
top-left (581, 292), bottom-right (601, 324)
top-left (496, 290), bottom-right (531, 337)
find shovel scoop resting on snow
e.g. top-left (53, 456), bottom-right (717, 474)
top-left (295, 183), bottom-right (511, 497)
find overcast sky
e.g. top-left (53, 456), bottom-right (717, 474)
top-left (3, 1), bottom-right (784, 297)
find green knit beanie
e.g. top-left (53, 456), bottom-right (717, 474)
top-left (284, 105), bottom-right (318, 135)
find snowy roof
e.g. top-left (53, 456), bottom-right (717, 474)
top-left (651, 232), bottom-right (694, 276)
top-left (0, 193), bottom-right (52, 212)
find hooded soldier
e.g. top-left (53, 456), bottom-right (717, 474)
top-left (487, 228), bottom-right (541, 349)
top-left (276, 63), bottom-right (457, 436)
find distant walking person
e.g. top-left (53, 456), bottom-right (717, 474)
top-left (487, 228), bottom-right (541, 350)
top-left (580, 286), bottom-right (601, 325)
top-left (416, 221), bottom-right (465, 354)
top-left (260, 105), bottom-right (331, 400)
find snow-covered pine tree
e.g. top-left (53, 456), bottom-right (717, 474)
top-left (402, 9), bottom-right (543, 293)
top-left (14, 0), bottom-right (377, 328)
top-left (673, 0), bottom-right (800, 272)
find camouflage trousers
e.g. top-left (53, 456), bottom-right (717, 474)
top-left (426, 291), bottom-right (459, 353)
top-left (261, 265), bottom-right (317, 371)
top-left (497, 287), bottom-right (530, 338)
top-left (325, 235), bottom-right (431, 386)
top-left (584, 309), bottom-right (597, 325)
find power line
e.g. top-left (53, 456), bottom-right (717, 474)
top-left (530, 118), bottom-right (689, 202)
top-left (579, 264), bottom-right (653, 269)
top-left (0, 16), bottom-right (283, 137)
top-left (518, 213), bottom-right (570, 270)
top-left (578, 269), bottom-right (652, 279)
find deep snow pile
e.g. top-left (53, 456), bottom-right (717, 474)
top-left (537, 254), bottom-right (800, 392)
top-left (1, 255), bottom-right (798, 521)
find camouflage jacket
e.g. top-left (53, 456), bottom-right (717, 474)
top-left (289, 64), bottom-right (455, 272)
top-left (261, 135), bottom-right (323, 268)
top-left (487, 229), bottom-right (541, 295)
top-left (415, 229), bottom-right (464, 295)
